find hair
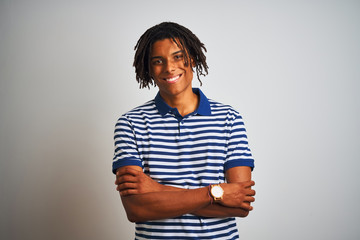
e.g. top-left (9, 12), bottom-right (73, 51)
top-left (133, 22), bottom-right (209, 89)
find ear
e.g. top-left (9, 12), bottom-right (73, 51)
top-left (189, 57), bottom-right (195, 67)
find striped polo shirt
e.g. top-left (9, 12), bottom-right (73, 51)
top-left (113, 88), bottom-right (254, 239)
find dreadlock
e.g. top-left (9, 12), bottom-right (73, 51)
top-left (133, 22), bottom-right (209, 89)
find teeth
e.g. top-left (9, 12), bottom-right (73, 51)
top-left (166, 75), bottom-right (180, 82)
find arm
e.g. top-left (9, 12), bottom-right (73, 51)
top-left (115, 166), bottom-right (255, 221)
top-left (116, 166), bottom-right (211, 222)
top-left (135, 166), bottom-right (255, 218)
top-left (192, 166), bottom-right (255, 218)
top-left (196, 112), bottom-right (257, 218)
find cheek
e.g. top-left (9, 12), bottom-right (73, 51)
top-left (149, 66), bottom-right (159, 79)
top-left (153, 65), bottom-right (164, 75)
top-left (185, 67), bottom-right (194, 79)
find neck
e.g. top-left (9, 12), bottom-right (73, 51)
top-left (160, 90), bottom-right (199, 117)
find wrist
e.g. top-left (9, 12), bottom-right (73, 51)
top-left (209, 184), bottom-right (224, 203)
top-left (207, 185), bottom-right (214, 204)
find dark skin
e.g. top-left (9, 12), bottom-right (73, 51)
top-left (115, 38), bottom-right (256, 222)
top-left (115, 166), bottom-right (255, 222)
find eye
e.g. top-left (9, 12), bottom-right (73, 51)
top-left (151, 59), bottom-right (163, 65)
top-left (174, 54), bottom-right (184, 61)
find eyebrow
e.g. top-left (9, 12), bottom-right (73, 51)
top-left (150, 50), bottom-right (184, 60)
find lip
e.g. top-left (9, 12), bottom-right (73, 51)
top-left (163, 74), bottom-right (182, 83)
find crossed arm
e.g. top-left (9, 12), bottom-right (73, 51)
top-left (114, 166), bottom-right (255, 222)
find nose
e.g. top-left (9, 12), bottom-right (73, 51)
top-left (164, 60), bottom-right (175, 73)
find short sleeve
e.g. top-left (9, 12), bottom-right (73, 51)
top-left (224, 113), bottom-right (255, 172)
top-left (112, 115), bottom-right (143, 174)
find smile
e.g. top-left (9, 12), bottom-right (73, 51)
top-left (164, 74), bottom-right (181, 83)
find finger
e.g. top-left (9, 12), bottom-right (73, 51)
top-left (116, 169), bottom-right (133, 177)
top-left (116, 167), bottom-right (140, 177)
top-left (239, 202), bottom-right (253, 211)
top-left (116, 168), bottom-right (128, 176)
top-left (115, 175), bottom-right (138, 185)
top-left (120, 189), bottom-right (138, 197)
top-left (245, 189), bottom-right (256, 196)
top-left (244, 196), bottom-right (255, 203)
top-left (116, 182), bottom-right (137, 191)
top-left (242, 181), bottom-right (255, 188)
top-left (124, 167), bottom-right (142, 176)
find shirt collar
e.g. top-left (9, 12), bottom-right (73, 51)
top-left (155, 88), bottom-right (212, 116)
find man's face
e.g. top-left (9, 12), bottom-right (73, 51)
top-left (149, 38), bottom-right (194, 101)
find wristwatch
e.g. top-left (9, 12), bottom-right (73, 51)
top-left (210, 184), bottom-right (224, 201)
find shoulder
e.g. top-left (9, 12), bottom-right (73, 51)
top-left (115, 99), bottom-right (166, 131)
top-left (124, 100), bottom-right (157, 116)
top-left (118, 100), bottom-right (158, 121)
top-left (208, 98), bottom-right (242, 120)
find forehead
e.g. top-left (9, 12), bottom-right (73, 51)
top-left (150, 38), bottom-right (184, 56)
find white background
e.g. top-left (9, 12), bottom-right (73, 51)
top-left (1, 0), bottom-right (359, 239)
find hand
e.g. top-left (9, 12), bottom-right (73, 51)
top-left (219, 181), bottom-right (256, 210)
top-left (115, 167), bottom-right (164, 196)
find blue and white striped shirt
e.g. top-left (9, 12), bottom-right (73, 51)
top-left (113, 88), bottom-right (254, 239)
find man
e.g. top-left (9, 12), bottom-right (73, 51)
top-left (113, 22), bottom-right (255, 239)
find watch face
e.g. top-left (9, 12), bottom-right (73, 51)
top-left (211, 185), bottom-right (224, 198)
